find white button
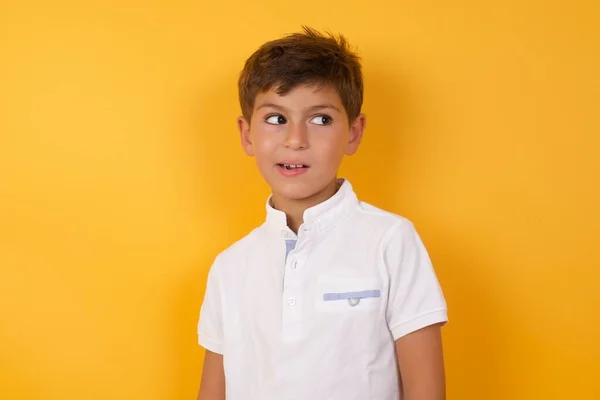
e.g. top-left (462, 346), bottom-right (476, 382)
top-left (291, 261), bottom-right (297, 270)
top-left (348, 297), bottom-right (360, 307)
top-left (288, 297), bottom-right (296, 306)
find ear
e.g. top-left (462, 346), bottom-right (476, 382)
top-left (345, 113), bottom-right (366, 156)
top-left (237, 116), bottom-right (254, 156)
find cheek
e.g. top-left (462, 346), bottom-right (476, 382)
top-left (251, 132), bottom-right (278, 161)
top-left (313, 132), bottom-right (347, 158)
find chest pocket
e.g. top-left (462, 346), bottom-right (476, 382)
top-left (314, 276), bottom-right (383, 313)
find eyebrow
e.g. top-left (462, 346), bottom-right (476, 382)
top-left (256, 103), bottom-right (341, 112)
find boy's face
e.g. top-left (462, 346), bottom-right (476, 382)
top-left (237, 83), bottom-right (365, 204)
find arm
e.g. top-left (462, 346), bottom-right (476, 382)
top-left (395, 323), bottom-right (446, 400)
top-left (382, 221), bottom-right (448, 400)
top-left (197, 350), bottom-right (225, 400)
top-left (196, 257), bottom-right (226, 400)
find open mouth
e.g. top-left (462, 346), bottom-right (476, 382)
top-left (277, 163), bottom-right (309, 170)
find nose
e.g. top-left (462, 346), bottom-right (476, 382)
top-left (283, 122), bottom-right (309, 150)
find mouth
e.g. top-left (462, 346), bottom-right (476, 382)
top-left (276, 163), bottom-right (310, 170)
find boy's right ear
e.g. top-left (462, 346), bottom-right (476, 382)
top-left (237, 116), bottom-right (254, 156)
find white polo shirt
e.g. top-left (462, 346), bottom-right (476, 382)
top-left (197, 179), bottom-right (448, 400)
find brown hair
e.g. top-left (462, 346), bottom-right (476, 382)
top-left (238, 26), bottom-right (363, 123)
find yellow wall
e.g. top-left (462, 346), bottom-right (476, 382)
top-left (1, 1), bottom-right (598, 399)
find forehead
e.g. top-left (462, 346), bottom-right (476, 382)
top-left (254, 83), bottom-right (343, 111)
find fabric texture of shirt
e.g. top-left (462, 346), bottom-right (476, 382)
top-left (197, 179), bottom-right (448, 400)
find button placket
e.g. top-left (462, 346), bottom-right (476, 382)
top-left (280, 240), bottom-right (310, 341)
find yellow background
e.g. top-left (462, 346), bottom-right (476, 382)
top-left (1, 0), bottom-right (598, 399)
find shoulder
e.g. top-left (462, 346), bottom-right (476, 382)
top-left (218, 226), bottom-right (263, 259)
top-left (208, 224), bottom-right (266, 275)
top-left (349, 199), bottom-right (432, 268)
top-left (355, 201), bottom-right (435, 272)
top-left (210, 223), bottom-right (274, 276)
top-left (353, 199), bottom-right (418, 241)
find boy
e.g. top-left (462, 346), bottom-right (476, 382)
top-left (197, 27), bottom-right (448, 400)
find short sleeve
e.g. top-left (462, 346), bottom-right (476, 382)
top-left (197, 257), bottom-right (225, 354)
top-left (384, 221), bottom-right (448, 340)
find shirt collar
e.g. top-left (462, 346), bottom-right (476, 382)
top-left (264, 178), bottom-right (359, 237)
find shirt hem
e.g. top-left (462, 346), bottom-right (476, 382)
top-left (390, 309), bottom-right (448, 340)
top-left (198, 334), bottom-right (224, 355)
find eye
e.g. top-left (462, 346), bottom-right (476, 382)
top-left (310, 115), bottom-right (333, 125)
top-left (265, 114), bottom-right (287, 125)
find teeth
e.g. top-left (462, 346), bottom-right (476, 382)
top-left (283, 164), bottom-right (305, 169)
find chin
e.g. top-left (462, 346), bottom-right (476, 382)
top-left (274, 184), bottom-right (316, 201)
top-left (271, 179), bottom-right (332, 202)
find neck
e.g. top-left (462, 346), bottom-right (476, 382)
top-left (271, 179), bottom-right (341, 233)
